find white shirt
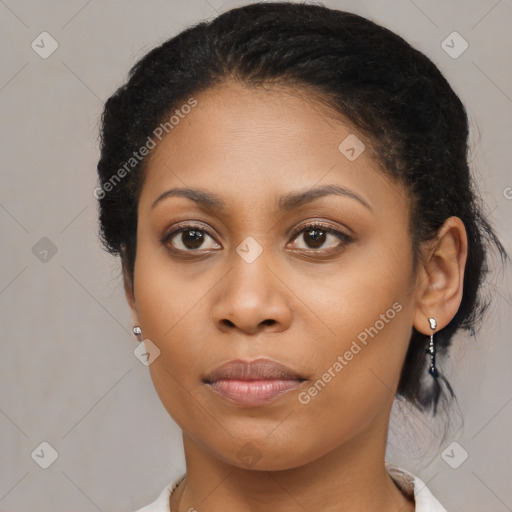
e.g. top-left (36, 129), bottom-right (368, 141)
top-left (134, 462), bottom-right (446, 512)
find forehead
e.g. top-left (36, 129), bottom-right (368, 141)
top-left (139, 80), bottom-right (405, 214)
top-left (169, 81), bottom-right (353, 151)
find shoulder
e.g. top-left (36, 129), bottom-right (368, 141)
top-left (132, 474), bottom-right (185, 512)
top-left (386, 462), bottom-right (447, 512)
top-left (132, 483), bottom-right (171, 512)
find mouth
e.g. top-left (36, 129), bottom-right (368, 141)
top-left (203, 358), bottom-right (306, 407)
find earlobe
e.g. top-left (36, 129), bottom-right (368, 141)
top-left (413, 216), bottom-right (468, 334)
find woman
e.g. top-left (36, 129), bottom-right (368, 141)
top-left (96, 2), bottom-right (506, 511)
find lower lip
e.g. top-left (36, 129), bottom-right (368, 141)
top-left (206, 378), bottom-right (303, 407)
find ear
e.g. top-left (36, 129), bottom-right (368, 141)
top-left (413, 216), bottom-right (468, 335)
top-left (120, 245), bottom-right (140, 328)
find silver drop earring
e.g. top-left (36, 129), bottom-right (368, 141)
top-left (133, 326), bottom-right (142, 341)
top-left (427, 317), bottom-right (439, 378)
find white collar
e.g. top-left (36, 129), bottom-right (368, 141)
top-left (386, 462), bottom-right (447, 511)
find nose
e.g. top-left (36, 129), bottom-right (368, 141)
top-left (211, 250), bottom-right (293, 335)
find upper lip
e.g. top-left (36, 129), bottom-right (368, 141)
top-left (204, 358), bottom-right (304, 382)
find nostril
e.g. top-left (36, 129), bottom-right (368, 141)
top-left (219, 319), bottom-right (275, 328)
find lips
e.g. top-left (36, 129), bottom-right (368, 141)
top-left (203, 358), bottom-right (306, 407)
top-left (204, 358), bottom-right (303, 382)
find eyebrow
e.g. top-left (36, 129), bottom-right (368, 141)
top-left (150, 184), bottom-right (372, 212)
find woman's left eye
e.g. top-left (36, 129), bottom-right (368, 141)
top-left (288, 223), bottom-right (353, 252)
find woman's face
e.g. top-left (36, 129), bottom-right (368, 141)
top-left (128, 81), bottom-right (422, 470)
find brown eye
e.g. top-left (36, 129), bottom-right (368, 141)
top-left (289, 222), bottom-right (353, 252)
top-left (162, 224), bottom-right (221, 252)
top-left (179, 229), bottom-right (206, 249)
top-left (302, 227), bottom-right (327, 249)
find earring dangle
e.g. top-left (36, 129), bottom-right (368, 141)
top-left (427, 317), bottom-right (439, 378)
top-left (133, 326), bottom-right (142, 341)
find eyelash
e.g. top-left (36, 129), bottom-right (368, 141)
top-left (161, 221), bottom-right (354, 256)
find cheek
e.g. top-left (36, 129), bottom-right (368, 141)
top-left (133, 280), bottom-right (206, 432)
top-left (294, 232), bottom-right (413, 360)
top-left (132, 232), bottom-right (198, 338)
top-left (132, 241), bottom-right (221, 425)
top-left (276, 306), bottom-right (413, 467)
top-left (298, 297), bottom-right (411, 408)
top-left (285, 240), bottom-right (414, 440)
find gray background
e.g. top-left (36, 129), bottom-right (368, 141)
top-left (0, 0), bottom-right (511, 510)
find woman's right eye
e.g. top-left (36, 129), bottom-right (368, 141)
top-left (162, 224), bottom-right (221, 253)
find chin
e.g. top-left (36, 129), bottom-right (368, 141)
top-left (210, 435), bottom-right (323, 472)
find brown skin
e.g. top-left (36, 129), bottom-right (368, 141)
top-left (123, 81), bottom-right (467, 512)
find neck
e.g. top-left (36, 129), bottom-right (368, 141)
top-left (170, 407), bottom-right (414, 512)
